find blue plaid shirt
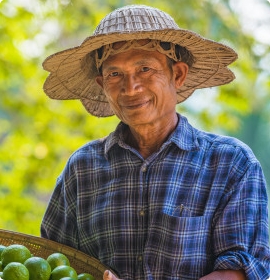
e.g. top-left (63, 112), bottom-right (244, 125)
top-left (41, 115), bottom-right (270, 279)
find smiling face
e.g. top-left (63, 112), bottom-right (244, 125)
top-left (96, 45), bottom-right (188, 128)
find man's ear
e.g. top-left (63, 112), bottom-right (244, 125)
top-left (95, 75), bottom-right (104, 89)
top-left (173, 62), bottom-right (189, 89)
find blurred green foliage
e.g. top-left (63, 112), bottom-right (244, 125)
top-left (0, 0), bottom-right (269, 236)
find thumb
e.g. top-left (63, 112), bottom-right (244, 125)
top-left (103, 270), bottom-right (121, 280)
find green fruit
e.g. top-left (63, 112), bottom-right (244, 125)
top-left (50, 265), bottom-right (77, 280)
top-left (47, 253), bottom-right (70, 271)
top-left (3, 262), bottom-right (29, 280)
top-left (24, 256), bottom-right (51, 280)
top-left (78, 272), bottom-right (95, 280)
top-left (1, 244), bottom-right (31, 267)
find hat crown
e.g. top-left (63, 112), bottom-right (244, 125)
top-left (93, 5), bottom-right (179, 36)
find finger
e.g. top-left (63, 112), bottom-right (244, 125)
top-left (103, 270), bottom-right (110, 280)
top-left (103, 270), bottom-right (120, 280)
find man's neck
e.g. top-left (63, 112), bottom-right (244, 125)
top-left (125, 114), bottom-right (179, 159)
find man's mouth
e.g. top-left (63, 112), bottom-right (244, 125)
top-left (124, 101), bottom-right (149, 110)
top-left (122, 100), bottom-right (150, 110)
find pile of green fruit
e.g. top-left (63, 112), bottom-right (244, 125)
top-left (0, 244), bottom-right (95, 280)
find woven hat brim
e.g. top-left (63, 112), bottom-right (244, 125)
top-left (43, 29), bottom-right (237, 117)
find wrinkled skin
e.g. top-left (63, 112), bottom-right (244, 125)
top-left (96, 47), bottom-right (187, 159)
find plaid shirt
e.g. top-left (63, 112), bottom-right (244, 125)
top-left (41, 115), bottom-right (270, 280)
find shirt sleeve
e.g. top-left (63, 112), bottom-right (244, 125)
top-left (212, 161), bottom-right (270, 280)
top-left (40, 161), bottom-right (79, 249)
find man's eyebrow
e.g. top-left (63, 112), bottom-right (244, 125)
top-left (134, 58), bottom-right (157, 66)
top-left (103, 57), bottom-right (158, 72)
top-left (103, 66), bottom-right (119, 72)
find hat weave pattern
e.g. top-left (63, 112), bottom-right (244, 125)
top-left (43, 5), bottom-right (238, 117)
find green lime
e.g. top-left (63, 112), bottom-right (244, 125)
top-left (78, 272), bottom-right (95, 280)
top-left (24, 256), bottom-right (51, 280)
top-left (1, 244), bottom-right (31, 267)
top-left (47, 253), bottom-right (70, 271)
top-left (50, 265), bottom-right (77, 280)
top-left (3, 262), bottom-right (29, 280)
top-left (0, 245), bottom-right (6, 258)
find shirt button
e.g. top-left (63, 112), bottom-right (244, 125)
top-left (142, 166), bottom-right (147, 172)
top-left (139, 210), bottom-right (145, 216)
top-left (138, 255), bottom-right (143, 261)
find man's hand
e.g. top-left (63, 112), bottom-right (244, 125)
top-left (103, 270), bottom-right (122, 280)
top-left (199, 269), bottom-right (246, 280)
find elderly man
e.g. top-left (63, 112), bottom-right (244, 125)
top-left (41, 5), bottom-right (270, 280)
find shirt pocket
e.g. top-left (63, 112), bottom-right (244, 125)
top-left (144, 211), bottom-right (213, 279)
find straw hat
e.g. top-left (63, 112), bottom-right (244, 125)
top-left (42, 5), bottom-right (238, 117)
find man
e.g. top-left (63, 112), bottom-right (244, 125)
top-left (41, 5), bottom-right (270, 280)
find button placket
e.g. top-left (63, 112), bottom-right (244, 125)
top-left (137, 162), bottom-right (148, 273)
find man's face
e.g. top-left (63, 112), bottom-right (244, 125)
top-left (96, 46), bottom-right (187, 127)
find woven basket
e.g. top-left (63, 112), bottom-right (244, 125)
top-left (0, 229), bottom-right (110, 279)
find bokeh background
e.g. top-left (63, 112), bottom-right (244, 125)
top-left (1, 0), bottom-right (270, 236)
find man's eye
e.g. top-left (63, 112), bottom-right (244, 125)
top-left (109, 72), bottom-right (119, 77)
top-left (141, 67), bottom-right (150, 72)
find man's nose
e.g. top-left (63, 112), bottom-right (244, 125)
top-left (121, 74), bottom-right (142, 95)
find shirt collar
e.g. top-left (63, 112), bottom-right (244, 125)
top-left (170, 114), bottom-right (200, 151)
top-left (104, 114), bottom-right (199, 155)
